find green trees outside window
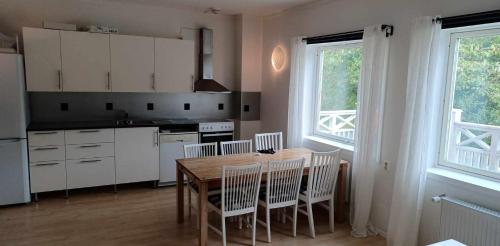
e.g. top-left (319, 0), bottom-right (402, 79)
top-left (453, 34), bottom-right (500, 125)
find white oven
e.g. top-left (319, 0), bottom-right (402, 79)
top-left (198, 121), bottom-right (234, 153)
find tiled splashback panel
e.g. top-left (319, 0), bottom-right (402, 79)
top-left (29, 92), bottom-right (260, 122)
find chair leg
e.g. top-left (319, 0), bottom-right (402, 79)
top-left (293, 204), bottom-right (298, 237)
top-left (188, 188), bottom-right (192, 217)
top-left (246, 215), bottom-right (251, 228)
top-left (282, 207), bottom-right (287, 224)
top-left (306, 201), bottom-right (316, 238)
top-left (222, 216), bottom-right (227, 246)
top-left (266, 208), bottom-right (271, 243)
top-left (329, 198), bottom-right (335, 233)
top-left (195, 193), bottom-right (199, 229)
top-left (252, 212), bottom-right (257, 246)
top-left (238, 216), bottom-right (243, 230)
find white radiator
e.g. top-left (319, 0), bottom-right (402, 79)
top-left (432, 195), bottom-right (500, 246)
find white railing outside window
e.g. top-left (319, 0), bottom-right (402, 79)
top-left (446, 109), bottom-right (500, 173)
top-left (316, 110), bottom-right (356, 143)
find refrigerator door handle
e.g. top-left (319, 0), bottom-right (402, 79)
top-left (0, 138), bottom-right (22, 146)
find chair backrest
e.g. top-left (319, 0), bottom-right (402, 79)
top-left (220, 140), bottom-right (253, 155)
top-left (221, 163), bottom-right (263, 217)
top-left (306, 150), bottom-right (341, 202)
top-left (183, 142), bottom-right (218, 158)
top-left (266, 158), bottom-right (305, 208)
top-left (255, 132), bottom-right (283, 151)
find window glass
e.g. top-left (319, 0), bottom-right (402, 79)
top-left (441, 28), bottom-right (500, 177)
top-left (314, 43), bottom-right (362, 143)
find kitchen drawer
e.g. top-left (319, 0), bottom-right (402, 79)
top-left (65, 129), bottom-right (114, 144)
top-left (29, 145), bottom-right (65, 162)
top-left (66, 157), bottom-right (115, 189)
top-left (28, 131), bottom-right (65, 146)
top-left (66, 143), bottom-right (114, 160)
top-left (30, 161), bottom-right (67, 193)
top-left (160, 133), bottom-right (198, 143)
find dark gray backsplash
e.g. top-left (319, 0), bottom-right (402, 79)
top-left (29, 92), bottom-right (260, 122)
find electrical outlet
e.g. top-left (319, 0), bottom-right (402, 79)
top-left (383, 161), bottom-right (390, 171)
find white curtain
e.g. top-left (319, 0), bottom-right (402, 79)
top-left (350, 25), bottom-right (391, 237)
top-left (387, 16), bottom-right (445, 246)
top-left (287, 37), bottom-right (307, 148)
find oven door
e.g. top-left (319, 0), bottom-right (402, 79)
top-left (199, 131), bottom-right (234, 144)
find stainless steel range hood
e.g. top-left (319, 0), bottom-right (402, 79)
top-left (194, 28), bottom-right (231, 93)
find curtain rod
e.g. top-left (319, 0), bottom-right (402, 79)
top-left (436, 9), bottom-right (500, 29)
top-left (302, 24), bottom-right (393, 44)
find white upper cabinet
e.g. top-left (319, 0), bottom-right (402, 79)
top-left (23, 27), bottom-right (62, 92)
top-left (60, 31), bottom-right (111, 92)
top-left (110, 35), bottom-right (155, 92)
top-left (23, 28), bottom-right (196, 93)
top-left (154, 38), bottom-right (195, 93)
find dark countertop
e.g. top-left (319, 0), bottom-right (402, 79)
top-left (27, 118), bottom-right (203, 132)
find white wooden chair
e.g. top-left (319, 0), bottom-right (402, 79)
top-left (255, 132), bottom-right (283, 151)
top-left (183, 142), bottom-right (218, 159)
top-left (257, 158), bottom-right (305, 242)
top-left (298, 150), bottom-right (341, 238)
top-left (220, 140), bottom-right (253, 155)
top-left (207, 163), bottom-right (263, 246)
top-left (183, 142), bottom-right (218, 226)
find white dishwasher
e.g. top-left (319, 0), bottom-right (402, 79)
top-left (159, 132), bottom-right (198, 186)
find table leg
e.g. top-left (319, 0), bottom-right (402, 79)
top-left (335, 164), bottom-right (348, 223)
top-left (198, 182), bottom-right (208, 246)
top-left (177, 164), bottom-right (184, 223)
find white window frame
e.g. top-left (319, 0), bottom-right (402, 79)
top-left (438, 23), bottom-right (500, 180)
top-left (310, 40), bottom-right (363, 145)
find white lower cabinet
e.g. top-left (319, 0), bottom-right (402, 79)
top-left (29, 145), bottom-right (65, 162)
top-left (66, 157), bottom-right (115, 189)
top-left (30, 161), bottom-right (67, 193)
top-left (28, 127), bottom-right (160, 196)
top-left (115, 127), bottom-right (159, 184)
top-left (66, 142), bottom-right (114, 160)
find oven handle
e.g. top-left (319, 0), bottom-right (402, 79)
top-left (200, 132), bottom-right (233, 137)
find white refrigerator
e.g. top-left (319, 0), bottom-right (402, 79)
top-left (0, 53), bottom-right (30, 205)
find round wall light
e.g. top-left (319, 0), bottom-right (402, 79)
top-left (271, 46), bottom-right (285, 71)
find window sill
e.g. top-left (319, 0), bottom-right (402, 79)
top-left (303, 135), bottom-right (354, 153)
top-left (427, 167), bottom-right (500, 194)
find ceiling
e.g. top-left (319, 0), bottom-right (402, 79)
top-left (102, 0), bottom-right (318, 16)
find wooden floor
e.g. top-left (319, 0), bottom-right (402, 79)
top-left (0, 183), bottom-right (385, 245)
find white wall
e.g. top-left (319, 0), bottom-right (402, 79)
top-left (0, 0), bottom-right (237, 90)
top-left (240, 15), bottom-right (263, 92)
top-left (261, 0), bottom-right (500, 235)
top-left (234, 15), bottom-right (263, 139)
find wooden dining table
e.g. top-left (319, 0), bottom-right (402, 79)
top-left (176, 148), bottom-right (349, 246)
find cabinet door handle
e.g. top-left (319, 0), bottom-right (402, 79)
top-left (152, 73), bottom-right (156, 90)
top-left (78, 130), bottom-right (100, 133)
top-left (34, 162), bottom-right (60, 166)
top-left (107, 72), bottom-right (111, 90)
top-left (34, 147), bottom-right (59, 151)
top-left (79, 144), bottom-right (101, 148)
top-left (191, 75), bottom-right (195, 91)
top-left (58, 70), bottom-right (63, 90)
top-left (176, 139), bottom-right (184, 142)
top-left (34, 131), bottom-right (58, 135)
top-left (153, 131), bottom-right (159, 146)
top-left (79, 159), bottom-right (102, 164)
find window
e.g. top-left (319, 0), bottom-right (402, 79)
top-left (439, 24), bottom-right (500, 179)
top-left (312, 41), bottom-right (362, 144)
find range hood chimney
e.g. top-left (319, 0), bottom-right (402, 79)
top-left (194, 28), bottom-right (231, 93)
